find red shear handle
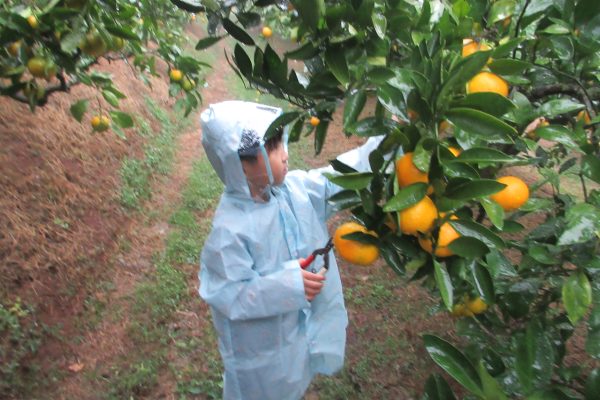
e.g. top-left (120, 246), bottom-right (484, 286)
top-left (300, 254), bottom-right (315, 269)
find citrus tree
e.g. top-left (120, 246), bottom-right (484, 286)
top-left (179, 0), bottom-right (600, 397)
top-left (0, 0), bottom-right (207, 137)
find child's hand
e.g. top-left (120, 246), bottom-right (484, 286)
top-left (300, 269), bottom-right (325, 301)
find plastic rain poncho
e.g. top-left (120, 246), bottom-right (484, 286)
top-left (199, 101), bottom-right (381, 400)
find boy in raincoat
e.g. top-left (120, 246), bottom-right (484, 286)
top-left (199, 101), bottom-right (381, 400)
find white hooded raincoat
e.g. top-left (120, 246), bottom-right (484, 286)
top-left (199, 101), bottom-right (380, 400)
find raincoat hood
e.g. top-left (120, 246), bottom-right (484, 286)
top-left (200, 101), bottom-right (283, 200)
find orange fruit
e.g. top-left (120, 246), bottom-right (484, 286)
top-left (80, 30), bottom-right (107, 57)
top-left (310, 116), bottom-right (320, 127)
top-left (399, 196), bottom-right (437, 236)
top-left (27, 15), bottom-right (39, 29)
top-left (501, 16), bottom-right (511, 28)
top-left (467, 72), bottom-right (509, 97)
top-left (7, 41), bottom-right (21, 57)
top-left (466, 297), bottom-right (488, 314)
top-left (27, 57), bottom-right (55, 79)
top-left (262, 26), bottom-right (273, 38)
top-left (169, 69), bottom-right (183, 82)
top-left (182, 77), bottom-right (195, 91)
top-left (448, 147), bottom-right (461, 157)
top-left (333, 222), bottom-right (379, 266)
top-left (418, 216), bottom-right (460, 257)
top-left (577, 110), bottom-right (591, 125)
top-left (92, 115), bottom-right (110, 132)
top-left (451, 303), bottom-right (474, 318)
top-left (396, 152), bottom-right (429, 188)
top-left (490, 176), bottom-right (529, 211)
top-left (407, 109), bottom-right (419, 121)
top-left (439, 120), bottom-right (452, 134)
top-left (462, 39), bottom-right (491, 57)
top-left (191, 14), bottom-right (196, 21)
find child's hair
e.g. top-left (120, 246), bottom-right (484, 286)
top-left (238, 126), bottom-right (284, 163)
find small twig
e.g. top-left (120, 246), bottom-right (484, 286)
top-left (512, 0), bottom-right (532, 58)
top-left (579, 173), bottom-right (588, 202)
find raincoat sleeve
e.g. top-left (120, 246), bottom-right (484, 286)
top-left (302, 135), bottom-right (384, 220)
top-left (200, 225), bottom-right (309, 321)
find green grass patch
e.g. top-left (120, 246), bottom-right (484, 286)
top-left (182, 158), bottom-right (223, 212)
top-left (119, 99), bottom-right (189, 210)
top-left (0, 300), bottom-right (43, 398)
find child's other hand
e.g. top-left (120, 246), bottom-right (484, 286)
top-left (301, 269), bottom-right (325, 301)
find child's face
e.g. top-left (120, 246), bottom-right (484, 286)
top-left (267, 141), bottom-right (288, 185)
top-left (241, 141), bottom-right (288, 190)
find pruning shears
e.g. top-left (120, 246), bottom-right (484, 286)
top-left (300, 237), bottom-right (334, 275)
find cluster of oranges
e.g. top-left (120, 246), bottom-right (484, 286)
top-left (463, 38), bottom-right (509, 97)
top-left (169, 68), bottom-right (196, 92)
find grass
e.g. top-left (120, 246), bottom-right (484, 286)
top-left (119, 98), bottom-right (187, 210)
top-left (0, 300), bottom-right (43, 397)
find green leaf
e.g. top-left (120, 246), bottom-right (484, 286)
top-left (451, 93), bottom-right (515, 117)
top-left (61, 29), bottom-right (85, 54)
top-left (368, 67), bottom-right (396, 83)
top-left (379, 242), bottom-right (405, 276)
top-left (453, 148), bottom-right (515, 163)
top-left (478, 363), bottom-right (508, 400)
top-left (534, 126), bottom-right (579, 149)
top-left (285, 42), bottom-right (320, 60)
top-left (383, 183), bottom-right (428, 212)
top-left (437, 51), bottom-right (490, 110)
top-left (470, 263), bottom-right (495, 304)
top-left (233, 44), bottom-right (252, 76)
top-left (558, 203), bottom-right (600, 245)
top-left (342, 231), bottom-right (379, 246)
top-left (346, 117), bottom-right (395, 137)
top-left (264, 112), bottom-right (301, 140)
top-left (314, 119), bottom-right (328, 155)
top-left (480, 198), bottom-right (505, 230)
top-left (488, 0), bottom-right (515, 24)
top-left (423, 335), bottom-right (484, 397)
top-left (105, 24), bottom-right (139, 41)
top-left (448, 237), bottom-right (490, 258)
top-left (516, 319), bottom-right (555, 394)
top-left (290, 0), bottom-right (325, 31)
top-left (538, 99), bottom-right (584, 118)
top-left (327, 190), bottom-right (361, 211)
top-left (423, 374), bottom-right (457, 400)
top-left (170, 0), bottom-right (206, 13)
top-left (102, 90), bottom-right (120, 108)
top-left (343, 89), bottom-right (367, 130)
top-left (325, 46), bottom-right (349, 85)
top-left (488, 59), bottom-right (532, 75)
top-left (446, 108), bottom-right (516, 143)
top-left (109, 111), bottom-right (134, 129)
top-left (585, 368), bottom-right (600, 400)
top-left (445, 179), bottom-right (506, 200)
top-left (324, 172), bottom-right (373, 190)
top-left (222, 18), bottom-right (255, 46)
top-left (195, 35), bottom-right (223, 50)
top-left (562, 272), bottom-right (592, 324)
top-left (587, 280), bottom-right (600, 358)
top-left (372, 12), bottom-right (387, 39)
top-left (450, 219), bottom-right (506, 248)
top-left (69, 99), bottom-right (88, 122)
top-left (582, 155), bottom-right (600, 184)
top-left (434, 261), bottom-right (453, 311)
top-left (377, 84), bottom-right (405, 116)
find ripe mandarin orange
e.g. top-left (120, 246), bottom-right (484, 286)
top-left (490, 176), bottom-right (529, 211)
top-left (333, 222), bottom-right (379, 266)
top-left (467, 72), bottom-right (509, 97)
top-left (399, 196), bottom-right (437, 236)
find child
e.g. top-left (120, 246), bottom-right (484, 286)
top-left (199, 101), bottom-right (380, 400)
